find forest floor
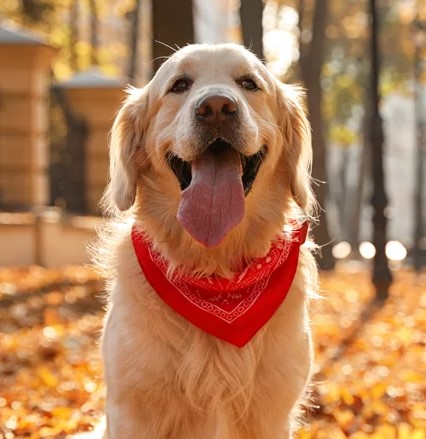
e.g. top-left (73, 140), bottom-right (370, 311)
top-left (0, 264), bottom-right (425, 439)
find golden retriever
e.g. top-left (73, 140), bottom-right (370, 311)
top-left (88, 43), bottom-right (318, 439)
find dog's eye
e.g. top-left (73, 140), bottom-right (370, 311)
top-left (169, 78), bottom-right (192, 93)
top-left (237, 78), bottom-right (259, 92)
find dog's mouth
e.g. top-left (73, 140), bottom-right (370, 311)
top-left (167, 138), bottom-right (265, 196)
top-left (167, 139), bottom-right (266, 248)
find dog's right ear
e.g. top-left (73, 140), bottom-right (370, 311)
top-left (105, 86), bottom-right (150, 212)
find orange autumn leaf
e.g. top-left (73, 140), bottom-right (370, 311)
top-left (37, 366), bottom-right (59, 388)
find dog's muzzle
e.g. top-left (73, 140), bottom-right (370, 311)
top-left (167, 92), bottom-right (266, 247)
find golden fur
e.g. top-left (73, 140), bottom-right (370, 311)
top-left (84, 43), bottom-right (318, 439)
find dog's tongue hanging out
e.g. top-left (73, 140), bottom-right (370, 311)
top-left (177, 148), bottom-right (245, 248)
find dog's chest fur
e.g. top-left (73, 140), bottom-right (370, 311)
top-left (102, 235), bottom-right (313, 438)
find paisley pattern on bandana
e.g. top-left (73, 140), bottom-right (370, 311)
top-left (148, 236), bottom-right (294, 323)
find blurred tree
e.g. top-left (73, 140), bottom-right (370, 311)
top-left (127, 0), bottom-right (141, 83)
top-left (369, 0), bottom-right (392, 299)
top-left (412, 14), bottom-right (426, 271)
top-left (20, 0), bottom-right (54, 24)
top-left (152, 0), bottom-right (194, 73)
top-left (69, 0), bottom-right (79, 71)
top-left (321, 2), bottom-right (368, 251)
top-left (299, 0), bottom-right (335, 269)
top-left (240, 0), bottom-right (264, 60)
top-left (88, 0), bottom-right (99, 66)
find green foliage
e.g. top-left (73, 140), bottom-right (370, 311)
top-left (329, 124), bottom-right (358, 147)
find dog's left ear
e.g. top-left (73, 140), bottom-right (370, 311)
top-left (103, 86), bottom-right (150, 212)
top-left (276, 82), bottom-right (316, 218)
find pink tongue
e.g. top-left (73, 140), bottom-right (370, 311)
top-left (177, 148), bottom-right (245, 248)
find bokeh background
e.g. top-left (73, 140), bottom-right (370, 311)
top-left (0, 1), bottom-right (425, 438)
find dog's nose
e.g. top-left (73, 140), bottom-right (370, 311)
top-left (196, 95), bottom-right (238, 125)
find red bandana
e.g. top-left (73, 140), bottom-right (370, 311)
top-left (131, 222), bottom-right (308, 347)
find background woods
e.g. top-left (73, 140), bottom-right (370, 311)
top-left (0, 0), bottom-right (424, 267)
top-left (0, 0), bottom-right (425, 438)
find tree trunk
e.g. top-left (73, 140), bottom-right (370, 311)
top-left (338, 147), bottom-right (350, 241)
top-left (240, 0), bottom-right (264, 60)
top-left (69, 0), bottom-right (79, 72)
top-left (299, 0), bottom-right (335, 269)
top-left (88, 0), bottom-right (99, 66)
top-left (152, 0), bottom-right (194, 73)
top-left (348, 116), bottom-right (369, 256)
top-left (127, 0), bottom-right (141, 83)
top-left (21, 0), bottom-right (51, 24)
top-left (412, 17), bottom-right (426, 271)
top-left (369, 0), bottom-right (392, 299)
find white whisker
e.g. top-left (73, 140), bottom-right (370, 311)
top-left (154, 40), bottom-right (179, 53)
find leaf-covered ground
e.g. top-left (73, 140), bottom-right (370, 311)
top-left (0, 265), bottom-right (425, 438)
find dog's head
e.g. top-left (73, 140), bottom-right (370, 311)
top-left (105, 44), bottom-right (314, 258)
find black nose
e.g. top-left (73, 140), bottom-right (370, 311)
top-left (195, 95), bottom-right (238, 125)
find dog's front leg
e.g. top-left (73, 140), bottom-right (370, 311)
top-left (102, 300), bottom-right (177, 439)
top-left (104, 396), bottom-right (146, 439)
top-left (101, 306), bottom-right (149, 439)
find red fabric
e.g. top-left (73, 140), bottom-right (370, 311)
top-left (131, 222), bottom-right (308, 347)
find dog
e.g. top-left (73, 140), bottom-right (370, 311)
top-left (91, 43), bottom-right (318, 439)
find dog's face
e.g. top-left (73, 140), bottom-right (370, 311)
top-left (106, 44), bottom-right (314, 252)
